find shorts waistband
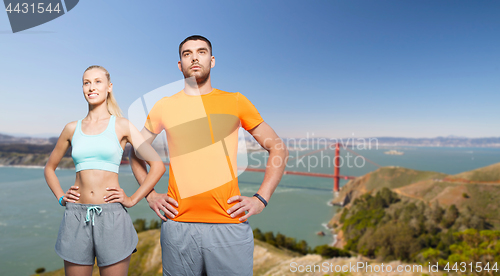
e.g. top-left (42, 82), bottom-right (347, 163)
top-left (65, 202), bottom-right (126, 212)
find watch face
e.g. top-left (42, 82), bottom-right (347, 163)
top-left (4, 0), bottom-right (79, 33)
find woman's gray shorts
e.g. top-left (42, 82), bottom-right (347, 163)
top-left (55, 202), bottom-right (138, 267)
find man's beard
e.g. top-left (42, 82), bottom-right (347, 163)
top-left (184, 67), bottom-right (210, 86)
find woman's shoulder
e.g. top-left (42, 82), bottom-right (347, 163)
top-left (59, 121), bottom-right (78, 140)
top-left (114, 116), bottom-right (136, 135)
top-left (64, 121), bottom-right (78, 132)
top-left (114, 116), bottom-right (130, 127)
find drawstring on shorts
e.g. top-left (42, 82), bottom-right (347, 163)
top-left (85, 206), bottom-right (102, 226)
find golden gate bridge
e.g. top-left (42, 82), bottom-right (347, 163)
top-left (244, 142), bottom-right (382, 192)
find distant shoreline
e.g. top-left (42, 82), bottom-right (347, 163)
top-left (0, 164), bottom-right (72, 170)
top-left (1, 146), bottom-right (499, 170)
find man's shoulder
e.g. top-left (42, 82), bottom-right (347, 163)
top-left (211, 90), bottom-right (258, 106)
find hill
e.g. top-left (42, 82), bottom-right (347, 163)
top-left (0, 143), bottom-right (132, 168)
top-left (0, 152), bottom-right (74, 168)
top-left (331, 162), bottom-right (500, 232)
top-left (444, 162), bottom-right (500, 183)
top-left (0, 143), bottom-right (74, 168)
top-left (331, 166), bottom-right (447, 206)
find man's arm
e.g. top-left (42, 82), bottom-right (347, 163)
top-left (227, 121), bottom-right (288, 221)
top-left (129, 128), bottom-right (178, 220)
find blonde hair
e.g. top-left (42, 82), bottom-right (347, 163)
top-left (83, 65), bottom-right (123, 117)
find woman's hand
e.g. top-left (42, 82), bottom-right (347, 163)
top-left (62, 186), bottom-right (80, 206)
top-left (104, 187), bottom-right (135, 208)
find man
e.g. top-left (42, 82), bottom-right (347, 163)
top-left (130, 35), bottom-right (288, 276)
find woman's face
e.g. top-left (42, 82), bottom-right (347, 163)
top-left (82, 68), bottom-right (111, 105)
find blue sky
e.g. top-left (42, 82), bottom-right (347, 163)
top-left (0, 0), bottom-right (498, 138)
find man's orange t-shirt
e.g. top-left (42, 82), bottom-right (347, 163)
top-left (145, 89), bottom-right (264, 223)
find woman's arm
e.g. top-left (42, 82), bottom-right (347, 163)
top-left (105, 118), bottom-right (166, 207)
top-left (129, 127), bottom-right (179, 220)
top-left (44, 122), bottom-right (77, 203)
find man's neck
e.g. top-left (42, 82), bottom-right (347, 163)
top-left (184, 76), bottom-right (213, 95)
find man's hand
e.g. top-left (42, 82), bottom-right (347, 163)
top-left (147, 192), bottom-right (179, 221)
top-left (227, 195), bottom-right (266, 222)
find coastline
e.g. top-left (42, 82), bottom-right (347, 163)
top-left (0, 164), bottom-right (45, 169)
top-left (321, 222), bottom-right (336, 246)
top-left (0, 164), bottom-right (73, 170)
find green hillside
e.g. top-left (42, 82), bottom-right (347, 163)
top-left (334, 163), bottom-right (500, 228)
top-left (0, 152), bottom-right (74, 168)
top-left (333, 187), bottom-right (500, 272)
top-left (447, 162), bottom-right (500, 182)
top-left (332, 166), bottom-right (447, 206)
top-left (362, 167), bottom-right (447, 191)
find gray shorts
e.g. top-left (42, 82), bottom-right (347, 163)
top-left (55, 202), bottom-right (138, 267)
top-left (161, 219), bottom-right (254, 276)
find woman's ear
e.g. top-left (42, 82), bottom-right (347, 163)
top-left (108, 82), bottom-right (113, 94)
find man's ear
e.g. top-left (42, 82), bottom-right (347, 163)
top-left (178, 61), bottom-right (183, 72)
top-left (211, 56), bottom-right (215, 68)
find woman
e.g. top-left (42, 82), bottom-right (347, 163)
top-left (44, 65), bottom-right (165, 276)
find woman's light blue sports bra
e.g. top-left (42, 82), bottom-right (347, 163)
top-left (71, 115), bottom-right (123, 173)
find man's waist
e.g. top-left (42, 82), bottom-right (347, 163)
top-left (170, 216), bottom-right (245, 224)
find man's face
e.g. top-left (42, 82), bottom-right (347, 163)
top-left (178, 40), bottom-right (215, 83)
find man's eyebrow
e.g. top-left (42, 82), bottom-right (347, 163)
top-left (181, 47), bottom-right (209, 55)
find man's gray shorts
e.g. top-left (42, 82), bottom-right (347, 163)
top-left (55, 202), bottom-right (138, 267)
top-left (161, 219), bottom-right (254, 276)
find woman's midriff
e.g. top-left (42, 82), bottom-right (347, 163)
top-left (74, 170), bottom-right (120, 204)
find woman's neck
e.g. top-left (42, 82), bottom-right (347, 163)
top-left (86, 104), bottom-right (111, 122)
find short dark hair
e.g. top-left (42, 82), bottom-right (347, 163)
top-left (179, 35), bottom-right (212, 58)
